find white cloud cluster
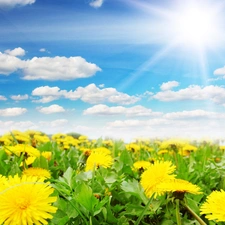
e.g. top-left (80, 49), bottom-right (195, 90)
top-left (0, 95), bottom-right (7, 101)
top-left (32, 83), bottom-right (140, 105)
top-left (0, 0), bottom-right (35, 8)
top-left (160, 81), bottom-right (179, 91)
top-left (10, 94), bottom-right (28, 101)
top-left (163, 110), bottom-right (225, 120)
top-left (104, 110), bottom-right (225, 141)
top-left (0, 49), bottom-right (101, 80)
top-left (0, 52), bottom-right (24, 75)
top-left (0, 107), bottom-right (27, 116)
top-left (83, 104), bottom-right (162, 117)
top-left (4, 47), bottom-right (25, 57)
top-left (89, 0), bottom-right (104, 8)
top-left (37, 104), bottom-right (65, 114)
top-left (153, 84), bottom-right (225, 105)
top-left (22, 56), bottom-right (101, 80)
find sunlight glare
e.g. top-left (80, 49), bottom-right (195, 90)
top-left (172, 4), bottom-right (220, 49)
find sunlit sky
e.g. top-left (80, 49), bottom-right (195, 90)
top-left (1, 0), bottom-right (225, 141)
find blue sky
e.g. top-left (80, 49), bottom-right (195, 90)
top-left (1, 0), bottom-right (225, 141)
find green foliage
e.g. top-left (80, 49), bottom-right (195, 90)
top-left (0, 135), bottom-right (225, 225)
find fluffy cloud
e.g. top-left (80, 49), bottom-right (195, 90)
top-left (89, 0), bottom-right (104, 8)
top-left (10, 94), bottom-right (28, 101)
top-left (22, 56), bottom-right (101, 80)
top-left (0, 0), bottom-right (35, 8)
top-left (32, 86), bottom-right (63, 96)
top-left (0, 52), bottom-right (24, 75)
top-left (0, 95), bottom-right (7, 101)
top-left (4, 47), bottom-right (25, 57)
top-left (160, 81), bottom-right (179, 91)
top-left (83, 104), bottom-right (162, 117)
top-left (0, 107), bottom-right (27, 116)
top-left (152, 85), bottom-right (225, 105)
top-left (214, 66), bottom-right (225, 78)
top-left (0, 50), bottom-right (101, 80)
top-left (37, 104), bottom-right (65, 114)
top-left (32, 84), bottom-right (140, 105)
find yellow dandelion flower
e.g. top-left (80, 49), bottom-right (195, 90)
top-left (133, 161), bottom-right (151, 171)
top-left (14, 134), bottom-right (30, 144)
top-left (102, 140), bottom-right (113, 147)
top-left (0, 137), bottom-right (11, 146)
top-left (4, 144), bottom-right (40, 157)
top-left (219, 146), bottom-right (225, 151)
top-left (78, 135), bottom-right (88, 141)
top-left (200, 190), bottom-right (225, 222)
top-left (20, 156), bottom-right (37, 167)
top-left (34, 134), bottom-right (50, 144)
top-left (85, 152), bottom-right (113, 171)
top-left (23, 167), bottom-right (51, 179)
top-left (156, 179), bottom-right (202, 195)
top-left (41, 151), bottom-right (52, 161)
top-left (140, 161), bottom-right (176, 198)
top-left (126, 143), bottom-right (140, 152)
top-left (93, 147), bottom-right (111, 155)
top-left (158, 149), bottom-right (169, 155)
top-left (0, 175), bottom-right (57, 225)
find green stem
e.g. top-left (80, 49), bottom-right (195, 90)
top-left (175, 199), bottom-right (182, 225)
top-left (134, 195), bottom-right (154, 225)
top-left (181, 201), bottom-right (207, 225)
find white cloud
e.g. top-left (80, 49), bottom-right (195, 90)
top-left (0, 52), bottom-right (24, 75)
top-left (68, 84), bottom-right (140, 105)
top-left (39, 119), bottom-right (68, 128)
top-left (32, 84), bottom-right (140, 105)
top-left (163, 110), bottom-right (225, 120)
top-left (160, 81), bottom-right (179, 91)
top-left (83, 104), bottom-right (162, 117)
top-left (0, 121), bottom-right (37, 134)
top-left (105, 111), bottom-right (225, 141)
top-left (0, 0), bottom-right (35, 8)
top-left (0, 107), bottom-right (27, 116)
top-left (98, 84), bottom-right (105, 88)
top-left (0, 95), bottom-right (7, 101)
top-left (10, 94), bottom-right (28, 101)
top-left (32, 86), bottom-right (65, 103)
top-left (0, 50), bottom-right (101, 80)
top-left (32, 86), bottom-right (63, 96)
top-left (214, 66), bottom-right (225, 77)
top-left (39, 48), bottom-right (46, 52)
top-left (152, 85), bottom-right (225, 105)
top-left (89, 0), bottom-right (104, 8)
top-left (37, 104), bottom-right (65, 114)
top-left (22, 56), bottom-right (101, 81)
top-left (4, 47), bottom-right (25, 57)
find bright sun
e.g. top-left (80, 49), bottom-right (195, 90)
top-left (171, 3), bottom-right (221, 49)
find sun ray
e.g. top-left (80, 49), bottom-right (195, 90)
top-left (118, 42), bottom-right (178, 91)
top-left (118, 0), bottom-right (225, 90)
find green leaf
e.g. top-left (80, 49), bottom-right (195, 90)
top-left (121, 179), bottom-right (148, 203)
top-left (63, 166), bottom-right (74, 187)
top-left (75, 182), bottom-right (99, 213)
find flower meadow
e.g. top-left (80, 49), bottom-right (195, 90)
top-left (0, 131), bottom-right (225, 224)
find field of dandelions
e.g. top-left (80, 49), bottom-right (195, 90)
top-left (0, 130), bottom-right (225, 224)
